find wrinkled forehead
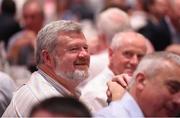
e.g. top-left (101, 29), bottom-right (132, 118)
top-left (120, 34), bottom-right (147, 52)
top-left (158, 61), bottom-right (180, 81)
top-left (57, 31), bottom-right (87, 46)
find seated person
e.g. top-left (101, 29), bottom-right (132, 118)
top-left (79, 31), bottom-right (147, 112)
top-left (29, 96), bottom-right (91, 117)
top-left (0, 71), bottom-right (16, 116)
top-left (96, 52), bottom-right (180, 117)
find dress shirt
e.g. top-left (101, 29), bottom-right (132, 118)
top-left (0, 72), bottom-right (16, 116)
top-left (79, 67), bottom-right (114, 113)
top-left (95, 92), bottom-right (144, 118)
top-left (2, 69), bottom-right (72, 117)
top-left (88, 50), bottom-right (109, 79)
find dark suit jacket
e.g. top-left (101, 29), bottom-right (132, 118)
top-left (0, 14), bottom-right (21, 48)
top-left (138, 18), bottom-right (172, 51)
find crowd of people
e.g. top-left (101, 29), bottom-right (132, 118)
top-left (0, 0), bottom-right (180, 117)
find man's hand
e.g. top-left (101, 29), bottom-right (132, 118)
top-left (112, 74), bottom-right (131, 88)
top-left (106, 74), bottom-right (132, 103)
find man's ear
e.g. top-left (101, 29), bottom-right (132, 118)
top-left (108, 47), bottom-right (113, 60)
top-left (136, 72), bottom-right (147, 91)
top-left (41, 50), bottom-right (54, 67)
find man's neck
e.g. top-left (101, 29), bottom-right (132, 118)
top-left (37, 64), bottom-right (79, 97)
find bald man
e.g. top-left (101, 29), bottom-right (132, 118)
top-left (79, 31), bottom-right (148, 112)
top-left (96, 52), bottom-right (180, 117)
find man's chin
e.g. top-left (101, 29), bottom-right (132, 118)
top-left (73, 69), bottom-right (89, 80)
top-left (55, 68), bottom-right (89, 80)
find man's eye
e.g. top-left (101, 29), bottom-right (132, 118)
top-left (68, 45), bottom-right (88, 53)
top-left (84, 46), bottom-right (88, 50)
top-left (70, 48), bottom-right (78, 50)
top-left (69, 47), bottom-right (79, 52)
top-left (123, 52), bottom-right (133, 58)
top-left (137, 54), bottom-right (144, 60)
top-left (166, 81), bottom-right (180, 94)
top-left (168, 86), bottom-right (179, 94)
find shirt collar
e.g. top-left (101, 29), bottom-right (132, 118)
top-left (38, 69), bottom-right (73, 97)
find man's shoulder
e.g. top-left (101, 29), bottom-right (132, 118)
top-left (2, 71), bottom-right (60, 117)
top-left (12, 71), bottom-right (57, 100)
top-left (0, 72), bottom-right (15, 85)
top-left (2, 83), bottom-right (39, 117)
top-left (94, 100), bottom-right (127, 118)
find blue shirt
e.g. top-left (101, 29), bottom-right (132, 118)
top-left (95, 92), bottom-right (144, 118)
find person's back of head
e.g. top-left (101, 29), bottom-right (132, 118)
top-left (1, 0), bottom-right (16, 15)
top-left (29, 96), bottom-right (92, 117)
top-left (129, 51), bottom-right (180, 117)
top-left (96, 7), bottom-right (131, 45)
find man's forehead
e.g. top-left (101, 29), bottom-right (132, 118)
top-left (59, 30), bottom-right (84, 37)
top-left (120, 36), bottom-right (146, 47)
top-left (119, 45), bottom-right (146, 54)
top-left (160, 64), bottom-right (180, 82)
top-left (57, 32), bottom-right (86, 45)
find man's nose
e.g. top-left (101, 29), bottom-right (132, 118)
top-left (172, 92), bottom-right (180, 105)
top-left (130, 55), bottom-right (138, 65)
top-left (78, 48), bottom-right (89, 57)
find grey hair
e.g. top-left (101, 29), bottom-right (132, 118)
top-left (110, 31), bottom-right (146, 50)
top-left (35, 20), bottom-right (82, 64)
top-left (96, 8), bottom-right (131, 45)
top-left (129, 52), bottom-right (180, 86)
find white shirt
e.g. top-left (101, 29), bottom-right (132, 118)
top-left (95, 92), bottom-right (144, 118)
top-left (0, 71), bottom-right (16, 116)
top-left (88, 50), bottom-right (109, 79)
top-left (2, 70), bottom-right (72, 117)
top-left (79, 67), bottom-right (114, 113)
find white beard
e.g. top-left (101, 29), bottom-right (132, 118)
top-left (53, 55), bottom-right (89, 80)
top-left (55, 69), bottom-right (89, 80)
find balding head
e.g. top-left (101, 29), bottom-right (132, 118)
top-left (110, 31), bottom-right (147, 51)
top-left (109, 31), bottom-right (147, 76)
top-left (130, 52), bottom-right (180, 117)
